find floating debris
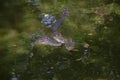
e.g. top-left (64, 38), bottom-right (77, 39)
top-left (37, 8), bottom-right (76, 51)
top-left (83, 49), bottom-right (89, 55)
top-left (36, 36), bottom-right (62, 46)
top-left (88, 33), bottom-right (93, 36)
top-left (35, 32), bottom-right (76, 51)
top-left (83, 43), bottom-right (90, 48)
top-left (52, 32), bottom-right (65, 44)
top-left (51, 8), bottom-right (68, 31)
top-left (65, 39), bottom-right (75, 51)
top-left (41, 14), bottom-right (56, 28)
top-left (12, 44), bottom-right (17, 48)
top-left (40, 8), bottom-right (68, 31)
top-left (51, 19), bottom-right (64, 31)
top-left (76, 43), bottom-right (90, 63)
top-left (83, 43), bottom-right (90, 55)
top-left (104, 26), bottom-right (108, 29)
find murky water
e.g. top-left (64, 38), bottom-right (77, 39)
top-left (0, 0), bottom-right (120, 80)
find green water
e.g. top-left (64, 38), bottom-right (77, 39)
top-left (0, 0), bottom-right (120, 80)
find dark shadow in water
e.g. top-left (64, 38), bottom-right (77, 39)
top-left (0, 0), bottom-right (29, 32)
